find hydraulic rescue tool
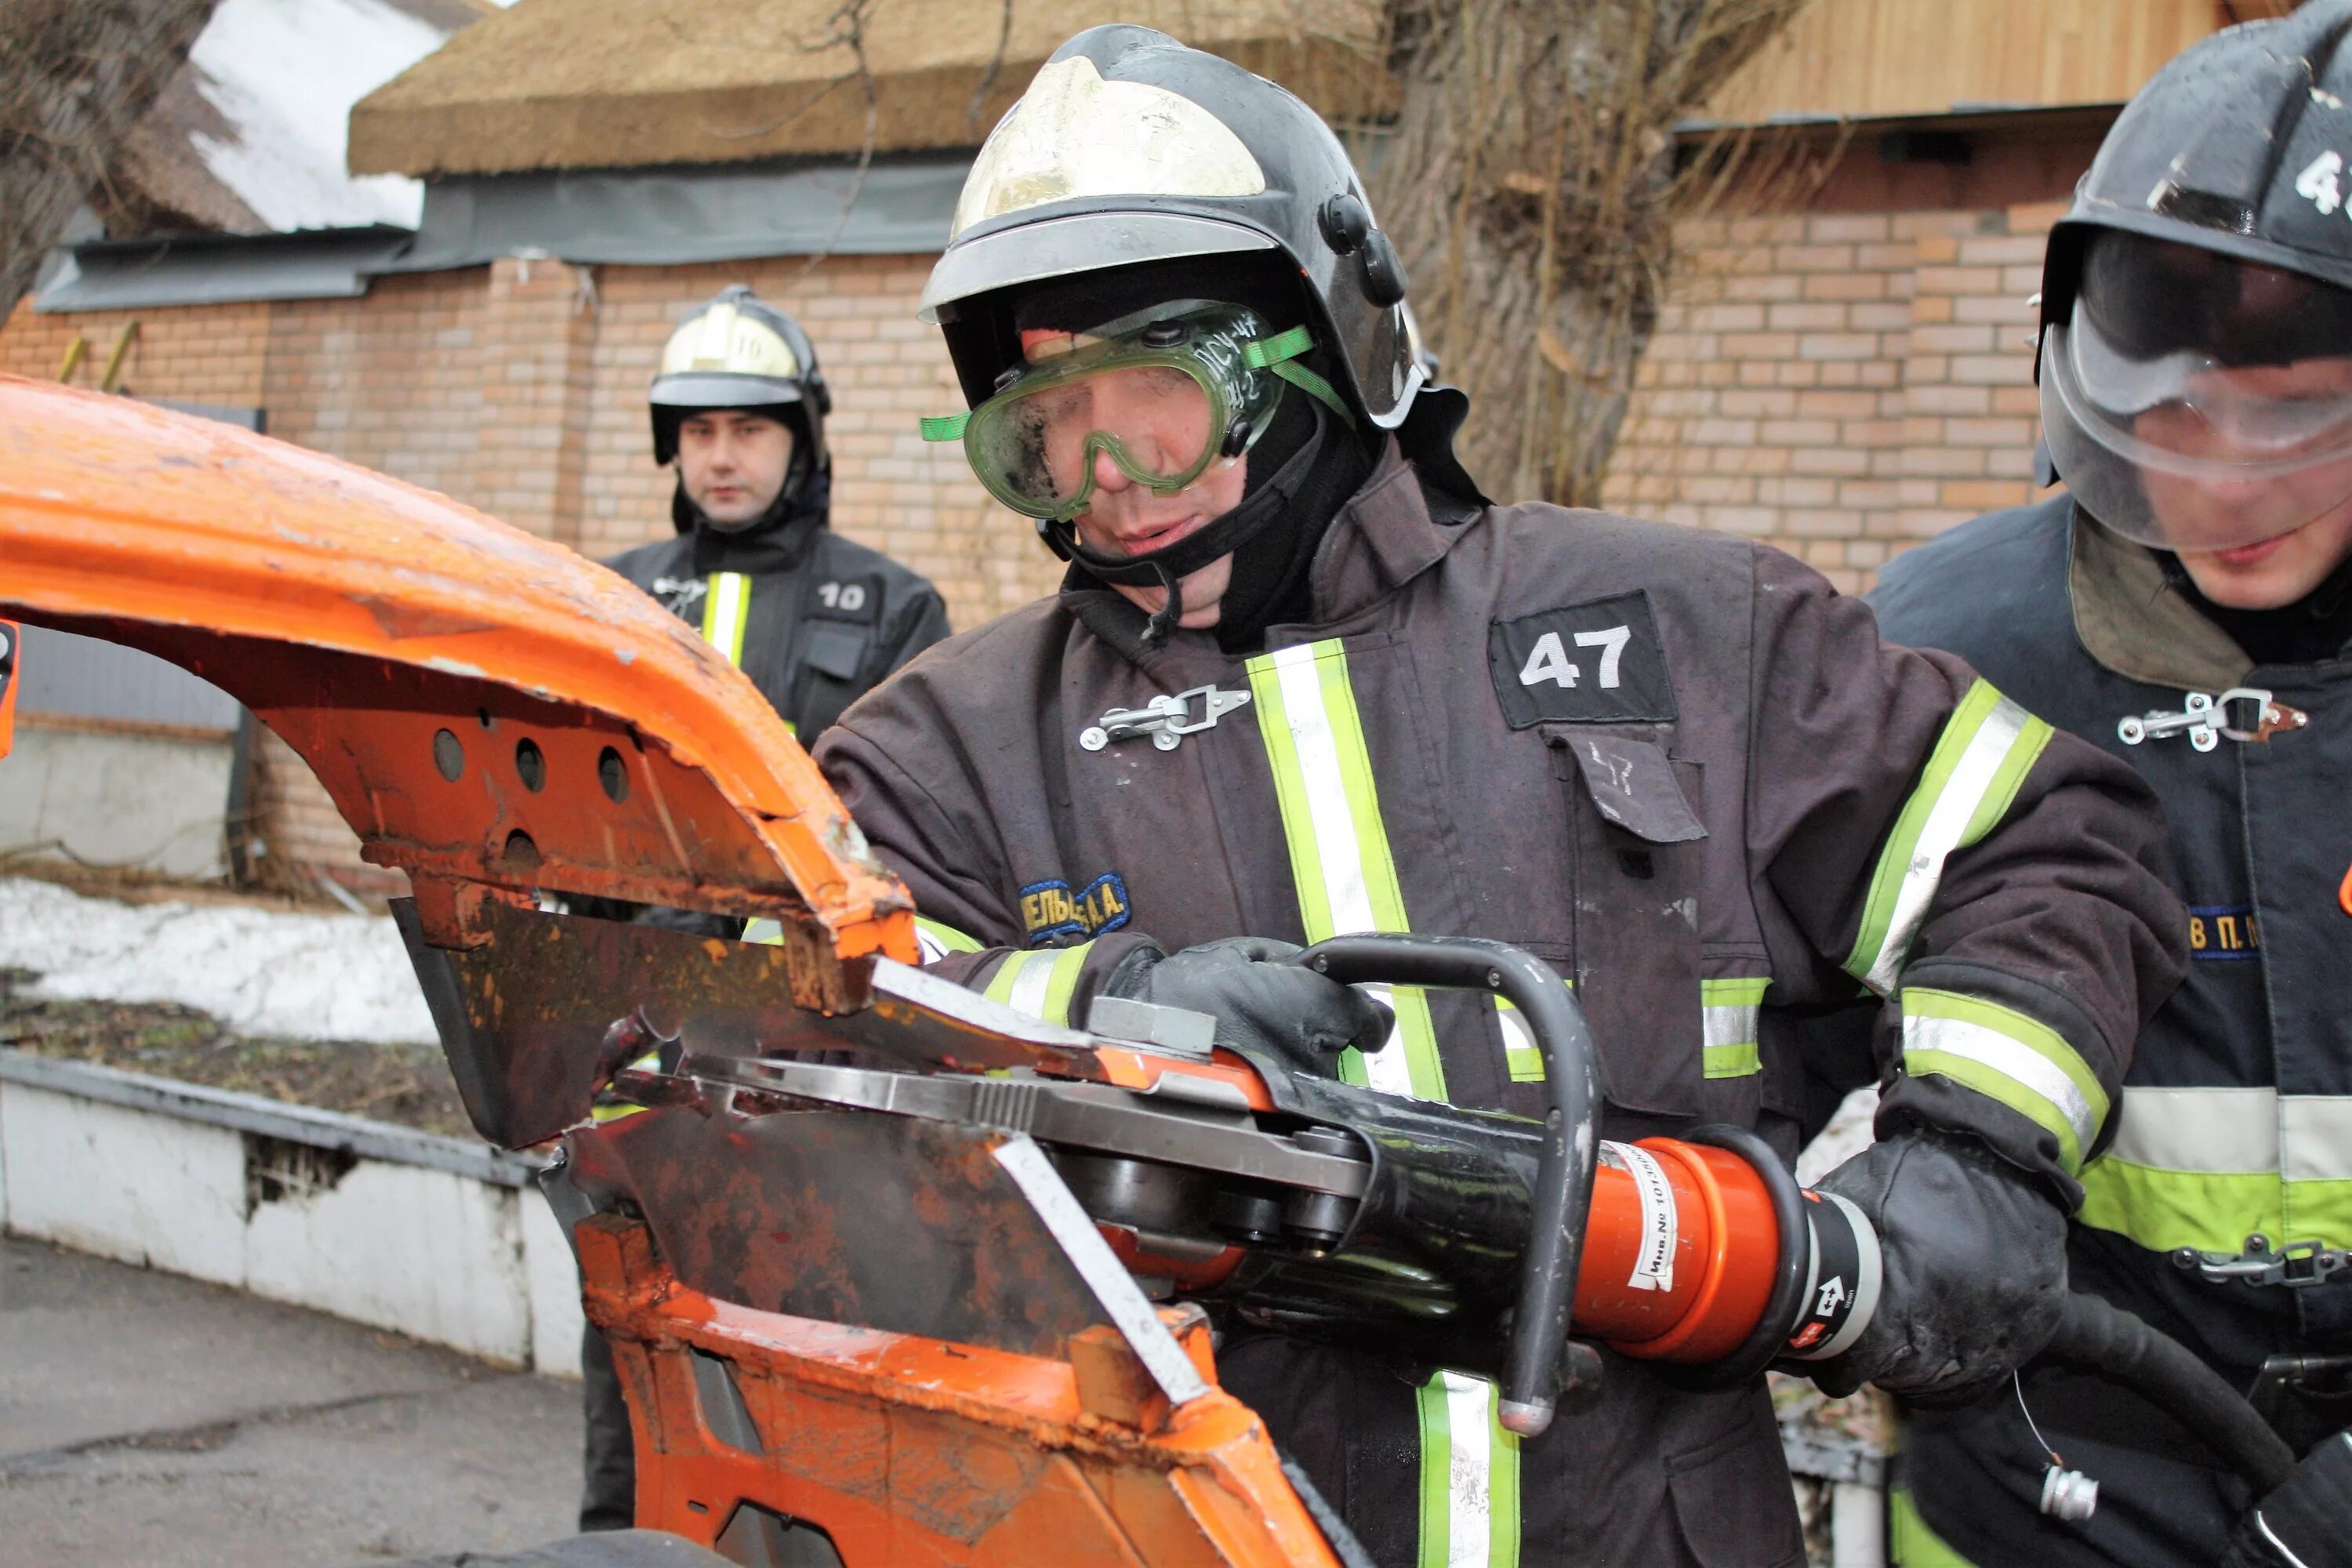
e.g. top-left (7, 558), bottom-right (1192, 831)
top-left (0, 378), bottom-right (2295, 1566)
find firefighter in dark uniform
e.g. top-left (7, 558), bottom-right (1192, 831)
top-left (1871, 6), bottom-right (2352, 1565)
top-left (608, 285), bottom-right (950, 743)
top-left (578, 286), bottom-right (949, 1532)
top-left (813, 27), bottom-right (2186, 1566)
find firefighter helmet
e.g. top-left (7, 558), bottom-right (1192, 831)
top-left (649, 285), bottom-right (832, 469)
top-left (920, 25), bottom-right (1425, 434)
top-left (2036, 0), bottom-right (2352, 550)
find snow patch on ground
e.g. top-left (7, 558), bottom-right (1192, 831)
top-left (0, 878), bottom-right (435, 1047)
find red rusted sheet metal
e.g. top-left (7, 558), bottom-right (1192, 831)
top-left (0, 377), bottom-right (913, 971)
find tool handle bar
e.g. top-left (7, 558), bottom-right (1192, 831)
top-left (1292, 933), bottom-right (1599, 1437)
top-left (2041, 1290), bottom-right (2295, 1494)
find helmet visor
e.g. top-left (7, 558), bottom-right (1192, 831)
top-left (2043, 233), bottom-right (2352, 551)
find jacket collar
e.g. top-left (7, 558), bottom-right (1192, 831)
top-left (1059, 437), bottom-right (1475, 673)
top-left (2068, 506), bottom-right (2252, 691)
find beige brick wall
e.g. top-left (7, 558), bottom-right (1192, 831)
top-left (1602, 195), bottom-right (2072, 594)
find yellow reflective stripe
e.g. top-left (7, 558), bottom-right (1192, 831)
top-left (914, 916), bottom-right (985, 963)
top-left (2076, 1088), bottom-right (2352, 1253)
top-left (1900, 988), bottom-right (2108, 1175)
top-left (2078, 1159), bottom-right (2288, 1257)
top-left (1846, 681), bottom-right (2052, 996)
top-left (699, 571), bottom-right (752, 667)
top-left (1416, 1370), bottom-right (1520, 1568)
top-left (1889, 1487), bottom-right (1980, 1567)
top-left (1246, 640), bottom-right (1445, 1102)
top-left (1701, 976), bottom-right (1768, 1079)
top-left (981, 943), bottom-right (1091, 1025)
top-left (1497, 980), bottom-right (1577, 1084)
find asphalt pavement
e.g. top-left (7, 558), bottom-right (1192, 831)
top-left (0, 1236), bottom-right (583, 1567)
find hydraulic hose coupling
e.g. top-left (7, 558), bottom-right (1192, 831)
top-left (1569, 1125), bottom-right (1884, 1388)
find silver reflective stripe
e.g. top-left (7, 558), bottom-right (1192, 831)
top-left (1261, 641), bottom-right (1421, 1100)
top-left (1861, 695), bottom-right (2034, 994)
top-left (1443, 1372), bottom-right (1495, 1568)
top-left (2109, 1086), bottom-right (2278, 1173)
top-left (700, 570), bottom-right (752, 667)
top-left (1006, 951), bottom-right (1057, 1021)
top-left (2283, 1097), bottom-right (2352, 1183)
top-left (1702, 1003), bottom-right (1759, 1054)
top-left (1905, 1012), bottom-right (2100, 1154)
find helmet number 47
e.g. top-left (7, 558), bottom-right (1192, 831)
top-left (2296, 150), bottom-right (2344, 217)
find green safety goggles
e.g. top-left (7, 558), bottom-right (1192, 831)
top-left (920, 303), bottom-right (1352, 523)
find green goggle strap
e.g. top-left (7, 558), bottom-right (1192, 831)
top-left (916, 325), bottom-right (1352, 445)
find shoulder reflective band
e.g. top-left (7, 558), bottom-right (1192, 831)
top-left (914, 916), bottom-right (985, 964)
top-left (1846, 681), bottom-right (2052, 996)
top-left (700, 571), bottom-right (752, 669)
top-left (1246, 639), bottom-right (1446, 1102)
top-left (2077, 1087), bottom-right (2352, 1255)
top-left (1417, 1369), bottom-right (1521, 1568)
top-left (982, 942), bottom-right (1092, 1025)
top-left (1700, 976), bottom-right (1769, 1079)
top-left (1900, 988), bottom-right (2108, 1175)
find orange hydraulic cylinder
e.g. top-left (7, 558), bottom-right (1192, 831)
top-left (1570, 1138), bottom-right (1785, 1365)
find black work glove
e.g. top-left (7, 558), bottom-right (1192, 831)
top-left (1098, 936), bottom-right (1392, 1074)
top-left (2226, 1431), bottom-right (2352, 1568)
top-left (1809, 1127), bottom-right (2069, 1405)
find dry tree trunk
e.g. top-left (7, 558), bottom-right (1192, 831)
top-left (0, 0), bottom-right (220, 322)
top-left (1369, 0), bottom-right (1809, 506)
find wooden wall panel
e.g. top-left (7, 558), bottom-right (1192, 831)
top-left (1706, 0), bottom-right (2278, 123)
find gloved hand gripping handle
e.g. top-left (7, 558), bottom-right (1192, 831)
top-left (1290, 933), bottom-right (1599, 1438)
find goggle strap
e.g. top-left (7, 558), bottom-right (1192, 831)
top-left (920, 412), bottom-right (969, 441)
top-left (1269, 359), bottom-right (1356, 429)
top-left (1241, 324), bottom-right (1316, 371)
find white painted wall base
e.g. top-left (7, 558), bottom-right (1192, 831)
top-left (0, 1051), bottom-right (583, 1376)
top-left (0, 725), bottom-right (235, 880)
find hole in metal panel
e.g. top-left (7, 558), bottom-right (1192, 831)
top-left (597, 746), bottom-right (630, 804)
top-left (432, 728), bottom-right (463, 782)
top-left (713, 1501), bottom-right (845, 1568)
top-left (514, 737), bottom-right (546, 792)
top-left (502, 829), bottom-right (540, 872)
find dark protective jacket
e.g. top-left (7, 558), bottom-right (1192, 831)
top-left (1872, 495), bottom-right (2352, 1568)
top-left (816, 446), bottom-right (2183, 1568)
top-left (607, 506), bottom-right (949, 741)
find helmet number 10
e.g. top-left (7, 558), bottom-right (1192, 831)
top-left (2296, 151), bottom-right (2344, 218)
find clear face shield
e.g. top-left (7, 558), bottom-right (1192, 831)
top-left (2042, 232), bottom-right (2352, 553)
top-left (920, 302), bottom-right (1349, 524)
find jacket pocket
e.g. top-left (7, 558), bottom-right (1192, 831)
top-left (1666, 1418), bottom-right (1807, 1568)
top-left (1544, 724), bottom-right (1704, 1117)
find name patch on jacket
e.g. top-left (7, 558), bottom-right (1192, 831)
top-left (1489, 591), bottom-right (1677, 728)
top-left (1021, 873), bottom-right (1131, 945)
top-left (2188, 904), bottom-right (2262, 961)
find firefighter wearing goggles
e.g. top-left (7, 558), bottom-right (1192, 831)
top-left (814, 25), bottom-right (2183, 1566)
top-left (1872, 7), bottom-right (2352, 1566)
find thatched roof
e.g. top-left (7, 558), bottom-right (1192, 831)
top-left (348, 0), bottom-right (1393, 179)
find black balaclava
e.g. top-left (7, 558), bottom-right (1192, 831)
top-left (1008, 257), bottom-right (1377, 651)
top-left (2158, 546), bottom-right (2352, 666)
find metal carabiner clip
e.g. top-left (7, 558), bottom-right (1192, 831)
top-left (1078, 683), bottom-right (1250, 753)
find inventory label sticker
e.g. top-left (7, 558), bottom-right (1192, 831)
top-left (1600, 1140), bottom-right (1677, 1293)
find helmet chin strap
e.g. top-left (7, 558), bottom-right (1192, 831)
top-left (1050, 398), bottom-right (1329, 647)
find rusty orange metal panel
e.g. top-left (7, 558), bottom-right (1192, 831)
top-left (0, 376), bottom-right (913, 966)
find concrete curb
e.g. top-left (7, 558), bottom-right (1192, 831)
top-left (0, 1049), bottom-right (583, 1377)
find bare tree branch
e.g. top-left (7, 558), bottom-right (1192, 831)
top-left (0, 0), bottom-right (221, 321)
top-left (1369, 0), bottom-right (1819, 506)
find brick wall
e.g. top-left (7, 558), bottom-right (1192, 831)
top-left (1599, 130), bottom-right (2102, 593)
